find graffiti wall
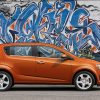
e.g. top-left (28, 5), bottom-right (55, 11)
top-left (0, 0), bottom-right (100, 59)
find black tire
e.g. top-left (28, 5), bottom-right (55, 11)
top-left (0, 71), bottom-right (13, 91)
top-left (74, 71), bottom-right (95, 91)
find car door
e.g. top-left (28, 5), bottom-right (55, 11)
top-left (34, 46), bottom-right (73, 84)
top-left (4, 45), bottom-right (38, 81)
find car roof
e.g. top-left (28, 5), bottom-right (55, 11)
top-left (0, 42), bottom-right (64, 51)
top-left (0, 42), bottom-right (57, 47)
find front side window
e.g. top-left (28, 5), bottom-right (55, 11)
top-left (36, 46), bottom-right (64, 58)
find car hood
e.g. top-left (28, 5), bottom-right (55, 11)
top-left (79, 58), bottom-right (100, 65)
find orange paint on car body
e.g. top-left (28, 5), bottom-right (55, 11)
top-left (0, 42), bottom-right (100, 89)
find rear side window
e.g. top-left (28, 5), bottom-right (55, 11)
top-left (4, 46), bottom-right (38, 56)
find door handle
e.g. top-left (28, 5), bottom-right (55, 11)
top-left (36, 61), bottom-right (45, 64)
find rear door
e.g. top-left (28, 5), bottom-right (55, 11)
top-left (4, 46), bottom-right (37, 78)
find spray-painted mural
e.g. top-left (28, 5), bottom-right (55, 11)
top-left (0, 0), bottom-right (100, 60)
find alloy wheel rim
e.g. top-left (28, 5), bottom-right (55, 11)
top-left (0, 73), bottom-right (9, 90)
top-left (76, 73), bottom-right (92, 90)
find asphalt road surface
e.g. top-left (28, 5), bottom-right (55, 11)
top-left (0, 85), bottom-right (100, 100)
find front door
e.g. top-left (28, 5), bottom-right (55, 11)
top-left (34, 46), bottom-right (73, 84)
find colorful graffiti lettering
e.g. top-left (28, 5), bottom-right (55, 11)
top-left (0, 0), bottom-right (100, 55)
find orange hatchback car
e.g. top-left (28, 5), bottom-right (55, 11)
top-left (0, 42), bottom-right (100, 91)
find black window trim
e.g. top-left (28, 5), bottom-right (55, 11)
top-left (4, 45), bottom-right (66, 58)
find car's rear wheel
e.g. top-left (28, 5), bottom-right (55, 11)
top-left (0, 71), bottom-right (13, 91)
top-left (74, 71), bottom-right (95, 91)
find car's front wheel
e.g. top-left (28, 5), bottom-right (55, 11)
top-left (0, 71), bottom-right (13, 91)
top-left (74, 71), bottom-right (95, 91)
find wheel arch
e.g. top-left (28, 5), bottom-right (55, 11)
top-left (0, 68), bottom-right (14, 85)
top-left (72, 69), bottom-right (97, 85)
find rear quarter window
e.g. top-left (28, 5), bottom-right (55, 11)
top-left (4, 46), bottom-right (32, 56)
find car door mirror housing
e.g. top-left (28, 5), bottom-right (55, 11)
top-left (61, 54), bottom-right (74, 61)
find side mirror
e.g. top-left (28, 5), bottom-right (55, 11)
top-left (61, 54), bottom-right (74, 61)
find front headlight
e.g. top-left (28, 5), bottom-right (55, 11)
top-left (96, 64), bottom-right (100, 69)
